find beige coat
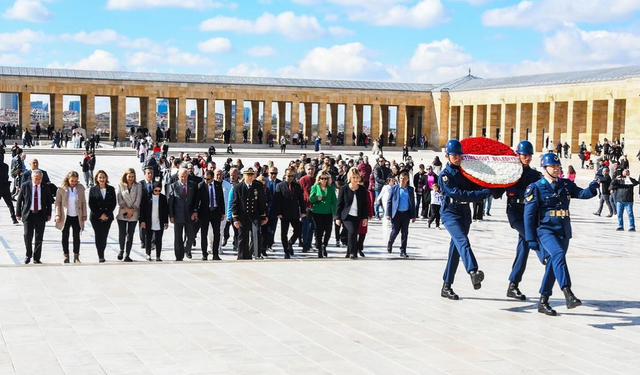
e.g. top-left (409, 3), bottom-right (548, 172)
top-left (116, 183), bottom-right (142, 221)
top-left (55, 184), bottom-right (87, 231)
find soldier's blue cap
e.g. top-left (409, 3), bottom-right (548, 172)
top-left (516, 140), bottom-right (534, 155)
top-left (445, 139), bottom-right (463, 155)
top-left (540, 152), bottom-right (561, 167)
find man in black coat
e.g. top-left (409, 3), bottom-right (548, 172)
top-left (139, 166), bottom-right (155, 249)
top-left (0, 154), bottom-right (18, 224)
top-left (16, 170), bottom-right (52, 264)
top-left (168, 167), bottom-right (199, 260)
top-left (231, 167), bottom-right (267, 260)
top-left (198, 170), bottom-right (225, 260)
top-left (272, 167), bottom-right (306, 259)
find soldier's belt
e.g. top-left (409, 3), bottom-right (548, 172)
top-left (508, 197), bottom-right (525, 204)
top-left (447, 198), bottom-right (469, 205)
top-left (545, 210), bottom-right (570, 217)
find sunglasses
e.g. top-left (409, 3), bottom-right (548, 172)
top-left (205, 178), bottom-right (212, 182)
top-left (285, 175), bottom-right (294, 178)
top-left (320, 177), bottom-right (329, 180)
top-left (153, 189), bottom-right (162, 193)
top-left (269, 172), bottom-right (277, 175)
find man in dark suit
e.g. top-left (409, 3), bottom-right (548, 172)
top-left (385, 171), bottom-right (417, 258)
top-left (168, 167), bottom-right (199, 260)
top-left (0, 153), bottom-right (18, 224)
top-left (272, 167), bottom-right (306, 259)
top-left (198, 170), bottom-right (225, 260)
top-left (264, 166), bottom-right (281, 251)
top-left (21, 158), bottom-right (50, 185)
top-left (231, 167), bottom-right (267, 260)
top-left (139, 166), bottom-right (155, 249)
top-left (16, 170), bottom-right (52, 264)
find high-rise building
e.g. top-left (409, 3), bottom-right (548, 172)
top-left (31, 101), bottom-right (45, 110)
top-left (157, 99), bottom-right (168, 114)
top-left (69, 101), bottom-right (80, 112)
top-left (0, 93), bottom-right (18, 110)
top-left (244, 107), bottom-right (251, 122)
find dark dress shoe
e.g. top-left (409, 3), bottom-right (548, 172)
top-left (201, 257), bottom-right (208, 261)
top-left (176, 259), bottom-right (183, 261)
top-left (63, 256), bottom-right (70, 264)
top-left (349, 254), bottom-right (357, 259)
top-left (12, 218), bottom-right (19, 225)
top-left (253, 255), bottom-right (264, 260)
top-left (441, 283), bottom-right (459, 300)
top-left (284, 252), bottom-right (291, 259)
top-left (323, 247), bottom-right (328, 257)
top-left (387, 245), bottom-right (392, 253)
top-left (212, 256), bottom-right (221, 261)
top-left (358, 251), bottom-right (365, 257)
top-left (318, 250), bottom-right (323, 258)
top-left (470, 270), bottom-right (484, 290)
top-left (24, 257), bottom-right (31, 264)
top-left (156, 258), bottom-right (162, 262)
top-left (345, 252), bottom-right (350, 258)
top-left (400, 251), bottom-right (408, 258)
top-left (99, 258), bottom-right (106, 263)
top-left (562, 287), bottom-right (582, 309)
top-left (538, 295), bottom-right (557, 316)
top-left (222, 238), bottom-right (228, 247)
top-left (34, 260), bottom-right (42, 264)
top-left (186, 252), bottom-right (192, 259)
top-left (123, 256), bottom-right (133, 262)
top-left (117, 251), bottom-right (124, 260)
top-left (507, 282), bottom-right (526, 300)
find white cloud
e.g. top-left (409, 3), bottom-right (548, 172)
top-left (247, 45), bottom-right (276, 57)
top-left (348, 0), bottom-right (447, 28)
top-left (200, 11), bottom-right (324, 39)
top-left (197, 37), bottom-right (232, 53)
top-left (47, 50), bottom-right (121, 71)
top-left (127, 47), bottom-right (212, 68)
top-left (0, 53), bottom-right (25, 65)
top-left (449, 0), bottom-right (493, 5)
top-left (60, 29), bottom-right (120, 45)
top-left (278, 42), bottom-right (392, 80)
top-left (107, 0), bottom-right (225, 10)
top-left (409, 39), bottom-right (472, 71)
top-left (329, 26), bottom-right (355, 37)
top-left (227, 63), bottom-right (271, 77)
top-left (324, 13), bottom-right (339, 22)
top-left (0, 29), bottom-right (45, 54)
top-left (482, 0), bottom-right (640, 30)
top-left (3, 0), bottom-right (53, 22)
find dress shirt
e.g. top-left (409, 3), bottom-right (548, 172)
top-left (348, 192), bottom-right (359, 216)
top-left (68, 187), bottom-right (78, 217)
top-left (398, 186), bottom-right (410, 211)
top-left (151, 195), bottom-right (161, 230)
top-left (30, 183), bottom-right (42, 212)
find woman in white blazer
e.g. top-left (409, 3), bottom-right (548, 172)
top-left (116, 168), bottom-right (142, 262)
top-left (55, 171), bottom-right (87, 263)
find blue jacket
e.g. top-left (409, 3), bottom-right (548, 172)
top-left (524, 177), bottom-right (598, 241)
top-left (386, 184), bottom-right (417, 219)
top-left (438, 164), bottom-right (489, 214)
top-left (505, 166), bottom-right (542, 213)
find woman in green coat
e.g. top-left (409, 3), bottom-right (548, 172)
top-left (309, 170), bottom-right (337, 258)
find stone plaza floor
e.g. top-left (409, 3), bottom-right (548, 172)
top-left (0, 145), bottom-right (638, 374)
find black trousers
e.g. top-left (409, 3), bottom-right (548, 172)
top-left (415, 192), bottom-right (423, 217)
top-left (428, 204), bottom-right (441, 227)
top-left (237, 218), bottom-right (261, 259)
top-left (472, 202), bottom-right (484, 220)
top-left (421, 192), bottom-right (431, 218)
top-left (280, 217), bottom-right (301, 253)
top-left (201, 214), bottom-right (221, 258)
top-left (173, 221), bottom-right (195, 260)
top-left (62, 215), bottom-right (81, 254)
top-left (117, 220), bottom-right (137, 254)
top-left (0, 188), bottom-right (16, 217)
top-left (24, 211), bottom-right (46, 261)
top-left (313, 213), bottom-right (333, 249)
top-left (343, 215), bottom-right (360, 257)
top-left (389, 210), bottom-right (410, 252)
top-left (91, 217), bottom-right (112, 260)
top-left (144, 228), bottom-right (164, 258)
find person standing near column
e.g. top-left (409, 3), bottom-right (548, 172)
top-left (386, 171), bottom-right (417, 258)
top-left (198, 170), bottom-right (225, 260)
top-left (168, 167), bottom-right (199, 261)
top-left (524, 153), bottom-right (599, 316)
top-left (116, 168), bottom-right (142, 262)
top-left (231, 167), bottom-right (268, 260)
top-left (439, 140), bottom-right (491, 300)
top-left (503, 141), bottom-right (542, 300)
top-left (16, 170), bottom-right (52, 264)
top-left (335, 168), bottom-right (368, 259)
top-left (55, 171), bottom-right (87, 264)
top-left (89, 170), bottom-right (116, 262)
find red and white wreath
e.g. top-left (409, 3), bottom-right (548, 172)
top-left (459, 137), bottom-right (522, 188)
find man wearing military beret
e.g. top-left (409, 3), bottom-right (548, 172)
top-left (231, 167), bottom-right (268, 260)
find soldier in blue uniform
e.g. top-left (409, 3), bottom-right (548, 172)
top-left (504, 140), bottom-right (542, 300)
top-left (524, 153), bottom-right (599, 316)
top-left (439, 139), bottom-right (491, 300)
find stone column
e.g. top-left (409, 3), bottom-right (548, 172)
top-left (514, 102), bottom-right (522, 144)
top-left (499, 103), bottom-right (506, 143)
top-left (83, 94), bottom-right (96, 135)
top-left (458, 104), bottom-right (466, 140)
top-left (530, 102), bottom-right (539, 149)
top-left (291, 100), bottom-right (300, 138)
top-left (329, 103), bottom-right (338, 144)
top-left (566, 100), bottom-right (576, 150)
top-left (624, 97), bottom-right (640, 160)
top-left (196, 99), bottom-right (205, 143)
top-left (250, 101), bottom-right (259, 143)
top-left (207, 98), bottom-right (216, 143)
top-left (354, 104), bottom-right (363, 143)
top-left (548, 101), bottom-right (556, 150)
top-left (471, 105), bottom-right (479, 137)
top-left (147, 96), bottom-right (157, 130)
top-left (277, 102), bottom-right (286, 140)
top-left (585, 100), bottom-right (598, 148)
top-left (177, 97), bottom-right (186, 142)
top-left (223, 100), bottom-right (232, 142)
top-left (397, 104), bottom-right (407, 146)
top-left (50, 94), bottom-right (64, 131)
top-left (140, 97), bottom-right (148, 131)
top-left (235, 99), bottom-right (244, 143)
top-left (263, 99), bottom-right (272, 139)
top-left (168, 99), bottom-right (177, 142)
top-left (485, 104), bottom-right (493, 139)
top-left (371, 103), bottom-right (381, 139)
top-left (344, 103), bottom-right (354, 146)
top-left (318, 103), bottom-right (327, 141)
top-left (380, 105), bottom-right (389, 142)
top-left (303, 102), bottom-right (312, 140)
top-left (111, 96), bottom-right (127, 141)
top-left (606, 98), bottom-right (615, 141)
top-left (18, 92), bottom-right (30, 134)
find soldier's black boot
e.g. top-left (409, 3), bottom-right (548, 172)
top-left (470, 270), bottom-right (484, 290)
top-left (562, 287), bottom-right (582, 309)
top-left (507, 282), bottom-right (526, 300)
top-left (537, 295), bottom-right (556, 316)
top-left (441, 283), bottom-right (459, 300)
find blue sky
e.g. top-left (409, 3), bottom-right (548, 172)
top-left (3, 0), bottom-right (640, 112)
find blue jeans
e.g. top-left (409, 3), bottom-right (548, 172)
top-left (484, 196), bottom-right (493, 214)
top-left (301, 215), bottom-right (314, 249)
top-left (616, 202), bottom-right (635, 229)
top-left (374, 190), bottom-right (381, 217)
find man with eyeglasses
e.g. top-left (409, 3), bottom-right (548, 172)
top-left (139, 166), bottom-right (155, 250)
top-left (198, 170), bottom-right (225, 260)
top-left (272, 168), bottom-right (306, 259)
top-left (224, 167), bottom-right (240, 251)
top-left (210, 169), bottom-right (232, 256)
top-left (264, 167), bottom-right (281, 251)
top-left (231, 167), bottom-right (268, 260)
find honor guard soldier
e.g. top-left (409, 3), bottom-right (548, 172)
top-left (504, 140), bottom-right (542, 300)
top-left (524, 152), bottom-right (599, 316)
top-left (231, 166), bottom-right (268, 260)
top-left (439, 139), bottom-right (491, 300)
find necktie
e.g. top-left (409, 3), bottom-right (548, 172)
top-left (148, 183), bottom-right (152, 194)
top-left (289, 184), bottom-right (292, 195)
top-left (33, 184), bottom-right (39, 213)
top-left (209, 184), bottom-right (215, 209)
top-left (183, 184), bottom-right (187, 197)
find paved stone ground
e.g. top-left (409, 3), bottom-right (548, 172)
top-left (0, 146), bottom-right (638, 374)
